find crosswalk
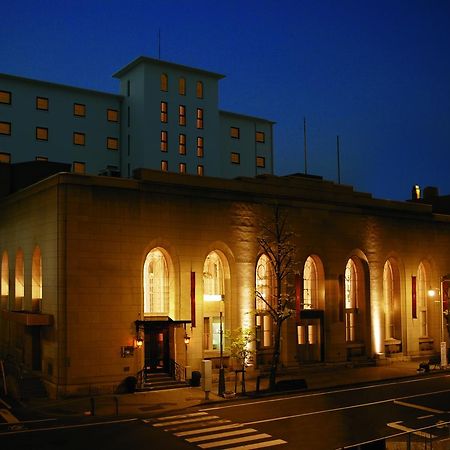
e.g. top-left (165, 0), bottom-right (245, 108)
top-left (144, 411), bottom-right (287, 449)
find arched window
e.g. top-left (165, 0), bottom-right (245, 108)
top-left (15, 248), bottom-right (24, 310)
top-left (303, 256), bottom-right (319, 309)
top-left (203, 251), bottom-right (224, 301)
top-left (383, 259), bottom-right (402, 342)
top-left (203, 251), bottom-right (226, 351)
top-left (255, 254), bottom-right (274, 347)
top-left (417, 262), bottom-right (428, 337)
top-left (32, 246), bottom-right (42, 312)
top-left (345, 258), bottom-right (359, 342)
top-left (143, 249), bottom-right (169, 314)
top-left (178, 77), bottom-right (186, 95)
top-left (1, 251), bottom-right (8, 310)
top-left (256, 254), bottom-right (273, 310)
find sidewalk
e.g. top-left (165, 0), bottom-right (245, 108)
top-left (15, 359), bottom-right (443, 420)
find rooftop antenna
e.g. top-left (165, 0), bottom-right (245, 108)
top-left (336, 135), bottom-right (341, 184)
top-left (158, 29), bottom-right (161, 60)
top-left (303, 117), bottom-right (308, 175)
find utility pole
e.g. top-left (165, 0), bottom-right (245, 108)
top-left (303, 117), bottom-right (308, 175)
top-left (337, 135), bottom-right (341, 184)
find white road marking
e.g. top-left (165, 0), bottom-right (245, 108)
top-left (417, 414), bottom-right (435, 419)
top-left (186, 428), bottom-right (257, 443)
top-left (234, 388), bottom-right (450, 426)
top-left (394, 400), bottom-right (443, 414)
top-left (165, 419), bottom-right (232, 431)
top-left (175, 423), bottom-right (244, 436)
top-left (200, 374), bottom-right (450, 412)
top-left (0, 418), bottom-right (138, 436)
top-left (156, 411), bottom-right (207, 420)
top-left (227, 440), bottom-right (287, 449)
top-left (152, 415), bottom-right (220, 427)
top-left (387, 421), bottom-right (436, 439)
top-left (198, 433), bottom-right (272, 449)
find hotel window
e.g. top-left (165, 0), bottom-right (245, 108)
top-left (73, 161), bottom-right (86, 174)
top-left (0, 90), bottom-right (11, 104)
top-left (179, 162), bottom-right (186, 174)
top-left (127, 80), bottom-right (130, 96)
top-left (0, 122), bottom-right (11, 135)
top-left (196, 81), bottom-right (203, 99)
top-left (179, 77), bottom-right (186, 95)
top-left (230, 127), bottom-right (240, 139)
top-left (197, 165), bottom-right (204, 176)
top-left (35, 156), bottom-right (48, 161)
top-left (36, 96), bottom-right (48, 111)
top-left (73, 132), bottom-right (85, 146)
top-left (256, 131), bottom-right (265, 143)
top-left (36, 127), bottom-right (48, 141)
top-left (196, 108), bottom-right (203, 129)
top-left (0, 152), bottom-right (11, 163)
top-left (107, 137), bottom-right (119, 150)
top-left (256, 156), bottom-right (266, 168)
top-left (74, 103), bottom-right (86, 117)
top-left (231, 152), bottom-right (240, 164)
top-left (161, 101), bottom-right (168, 123)
top-left (160, 130), bottom-right (168, 152)
top-left (160, 73), bottom-right (168, 92)
top-left (107, 109), bottom-right (119, 122)
top-left (196, 136), bottom-right (204, 157)
top-left (179, 105), bottom-right (186, 126)
top-left (161, 160), bottom-right (168, 172)
top-left (179, 133), bottom-right (186, 155)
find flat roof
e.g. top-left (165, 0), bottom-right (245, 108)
top-left (220, 109), bottom-right (276, 124)
top-left (113, 56), bottom-right (225, 80)
top-left (0, 72), bottom-right (122, 99)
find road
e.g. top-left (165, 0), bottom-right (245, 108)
top-left (1, 374), bottom-right (450, 449)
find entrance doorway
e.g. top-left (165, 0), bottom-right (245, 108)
top-left (297, 310), bottom-right (324, 363)
top-left (144, 324), bottom-right (169, 373)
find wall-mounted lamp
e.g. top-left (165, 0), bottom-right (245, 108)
top-left (184, 333), bottom-right (191, 345)
top-left (134, 320), bottom-right (144, 349)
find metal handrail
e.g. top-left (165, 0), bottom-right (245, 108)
top-left (169, 359), bottom-right (186, 382)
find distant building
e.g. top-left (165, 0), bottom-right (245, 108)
top-left (0, 57), bottom-right (274, 179)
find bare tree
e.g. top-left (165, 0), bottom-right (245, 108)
top-left (256, 206), bottom-right (297, 391)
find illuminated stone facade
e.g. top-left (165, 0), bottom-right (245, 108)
top-left (1, 170), bottom-right (450, 397)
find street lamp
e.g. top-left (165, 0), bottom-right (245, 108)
top-left (428, 276), bottom-right (449, 368)
top-left (218, 297), bottom-right (226, 396)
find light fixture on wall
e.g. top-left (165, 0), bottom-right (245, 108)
top-left (135, 320), bottom-right (144, 349)
top-left (184, 333), bottom-right (191, 345)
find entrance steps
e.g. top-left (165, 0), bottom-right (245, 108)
top-left (137, 372), bottom-right (189, 392)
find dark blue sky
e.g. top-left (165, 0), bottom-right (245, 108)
top-left (2, 0), bottom-right (449, 201)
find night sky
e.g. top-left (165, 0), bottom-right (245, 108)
top-left (2, 0), bottom-right (449, 201)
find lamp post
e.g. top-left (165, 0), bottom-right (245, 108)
top-left (218, 299), bottom-right (226, 397)
top-left (440, 277), bottom-right (449, 368)
top-left (428, 277), bottom-right (448, 368)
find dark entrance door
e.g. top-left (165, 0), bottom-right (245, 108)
top-left (144, 324), bottom-right (169, 373)
top-left (297, 310), bottom-right (325, 363)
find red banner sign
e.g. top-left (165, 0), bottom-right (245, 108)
top-left (191, 272), bottom-right (196, 327)
top-left (412, 276), bottom-right (417, 319)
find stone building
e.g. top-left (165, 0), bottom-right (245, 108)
top-left (1, 167), bottom-right (449, 397)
